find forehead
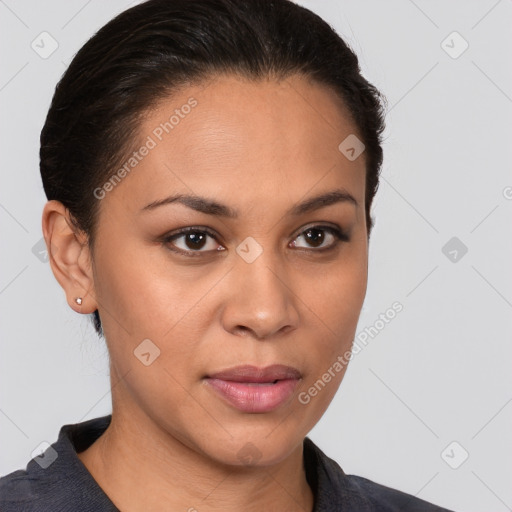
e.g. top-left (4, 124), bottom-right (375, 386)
top-left (105, 74), bottom-right (366, 215)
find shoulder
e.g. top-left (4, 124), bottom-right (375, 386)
top-left (303, 437), bottom-right (456, 512)
top-left (0, 415), bottom-right (117, 512)
top-left (343, 474), bottom-right (456, 512)
top-left (0, 467), bottom-right (63, 512)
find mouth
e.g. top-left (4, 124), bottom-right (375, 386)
top-left (204, 364), bottom-right (302, 413)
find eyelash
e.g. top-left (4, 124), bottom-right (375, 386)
top-left (161, 224), bottom-right (349, 258)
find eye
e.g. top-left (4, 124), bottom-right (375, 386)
top-left (161, 224), bottom-right (349, 257)
top-left (163, 227), bottom-right (224, 256)
top-left (290, 225), bottom-right (348, 251)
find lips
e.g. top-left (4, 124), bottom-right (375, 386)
top-left (207, 364), bottom-right (302, 383)
top-left (204, 364), bottom-right (302, 413)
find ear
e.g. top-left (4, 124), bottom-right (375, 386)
top-left (42, 200), bottom-right (98, 314)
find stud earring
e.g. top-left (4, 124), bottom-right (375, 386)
top-left (75, 297), bottom-right (83, 305)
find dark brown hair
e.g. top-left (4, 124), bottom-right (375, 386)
top-left (40, 0), bottom-right (386, 337)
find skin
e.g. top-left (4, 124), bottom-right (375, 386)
top-left (43, 73), bottom-right (368, 512)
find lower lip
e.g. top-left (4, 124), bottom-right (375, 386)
top-left (205, 378), bottom-right (299, 413)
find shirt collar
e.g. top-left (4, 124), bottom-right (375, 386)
top-left (54, 414), bottom-right (351, 511)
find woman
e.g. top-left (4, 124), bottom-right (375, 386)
top-left (0, 0), bottom-right (456, 510)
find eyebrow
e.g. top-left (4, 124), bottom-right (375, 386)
top-left (141, 188), bottom-right (358, 218)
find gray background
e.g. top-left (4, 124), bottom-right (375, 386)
top-left (1, 1), bottom-right (511, 511)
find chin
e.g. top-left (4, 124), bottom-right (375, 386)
top-left (192, 426), bottom-right (305, 469)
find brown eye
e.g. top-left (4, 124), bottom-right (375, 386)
top-left (163, 227), bottom-right (224, 256)
top-left (181, 232), bottom-right (208, 250)
top-left (303, 228), bottom-right (326, 248)
top-left (162, 224), bottom-right (348, 258)
top-left (291, 225), bottom-right (348, 250)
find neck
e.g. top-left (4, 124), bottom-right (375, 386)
top-left (77, 405), bottom-right (314, 512)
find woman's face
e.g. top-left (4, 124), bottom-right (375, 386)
top-left (88, 74), bottom-right (368, 465)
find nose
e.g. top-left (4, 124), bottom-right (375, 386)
top-left (220, 251), bottom-right (300, 340)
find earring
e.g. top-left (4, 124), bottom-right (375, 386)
top-left (75, 297), bottom-right (83, 305)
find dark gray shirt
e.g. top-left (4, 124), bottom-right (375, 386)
top-left (0, 415), bottom-right (455, 511)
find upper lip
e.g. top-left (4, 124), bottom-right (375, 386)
top-left (206, 364), bottom-right (302, 383)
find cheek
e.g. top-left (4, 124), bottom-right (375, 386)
top-left (295, 272), bottom-right (364, 426)
top-left (92, 237), bottom-right (193, 339)
top-left (298, 243), bottom-right (367, 392)
top-left (307, 243), bottom-right (367, 336)
top-left (91, 238), bottom-right (224, 389)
